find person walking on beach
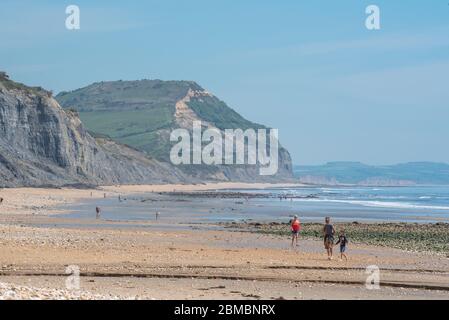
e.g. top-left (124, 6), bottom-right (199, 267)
top-left (323, 217), bottom-right (335, 260)
top-left (95, 206), bottom-right (101, 219)
top-left (155, 211), bottom-right (160, 221)
top-left (335, 230), bottom-right (349, 261)
top-left (291, 215), bottom-right (301, 248)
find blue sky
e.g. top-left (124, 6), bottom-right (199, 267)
top-left (1, 0), bottom-right (448, 165)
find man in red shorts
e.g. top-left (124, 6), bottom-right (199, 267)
top-left (291, 215), bottom-right (301, 248)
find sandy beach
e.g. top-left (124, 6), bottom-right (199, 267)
top-left (0, 185), bottom-right (448, 300)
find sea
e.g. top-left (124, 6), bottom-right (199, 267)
top-left (244, 185), bottom-right (449, 223)
top-left (61, 185), bottom-right (449, 225)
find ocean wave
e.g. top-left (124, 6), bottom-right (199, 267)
top-left (294, 198), bottom-right (449, 210)
top-left (319, 188), bottom-right (367, 192)
top-left (366, 195), bottom-right (410, 200)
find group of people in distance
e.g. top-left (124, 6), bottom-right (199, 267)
top-left (290, 216), bottom-right (348, 261)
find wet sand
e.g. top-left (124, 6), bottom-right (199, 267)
top-left (0, 185), bottom-right (448, 300)
top-left (0, 182), bottom-right (304, 216)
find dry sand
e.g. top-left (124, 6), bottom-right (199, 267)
top-left (0, 185), bottom-right (448, 300)
top-left (101, 182), bottom-right (306, 194)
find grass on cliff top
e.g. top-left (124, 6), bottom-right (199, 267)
top-left (0, 72), bottom-right (52, 97)
top-left (187, 95), bottom-right (265, 130)
top-left (55, 80), bottom-right (200, 112)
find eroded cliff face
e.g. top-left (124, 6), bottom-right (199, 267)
top-left (173, 88), bottom-right (293, 181)
top-left (0, 75), bottom-right (188, 187)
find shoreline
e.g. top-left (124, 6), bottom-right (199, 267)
top-left (100, 182), bottom-right (307, 194)
top-left (1, 183), bottom-right (448, 220)
top-left (0, 182), bottom-right (306, 216)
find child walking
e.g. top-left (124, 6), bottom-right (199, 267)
top-left (335, 230), bottom-right (349, 261)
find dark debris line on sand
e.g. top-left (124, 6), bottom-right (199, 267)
top-left (219, 222), bottom-right (449, 255)
top-left (161, 191), bottom-right (318, 199)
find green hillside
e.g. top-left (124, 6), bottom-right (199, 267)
top-left (187, 95), bottom-right (265, 131)
top-left (56, 79), bottom-right (267, 162)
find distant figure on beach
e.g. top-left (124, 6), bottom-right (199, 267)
top-left (104, 193), bottom-right (106, 198)
top-left (0, 197), bottom-right (3, 205)
top-left (95, 206), bottom-right (101, 219)
top-left (155, 211), bottom-right (160, 220)
top-left (323, 217), bottom-right (335, 260)
top-left (335, 230), bottom-right (349, 261)
top-left (290, 215), bottom-right (301, 248)
top-left (118, 195), bottom-right (121, 202)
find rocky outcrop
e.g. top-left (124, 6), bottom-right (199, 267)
top-left (174, 89), bottom-right (214, 128)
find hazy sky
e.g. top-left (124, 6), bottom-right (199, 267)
top-left (1, 0), bottom-right (448, 165)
